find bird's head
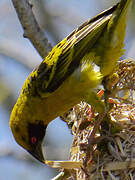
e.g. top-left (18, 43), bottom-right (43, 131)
top-left (10, 106), bottom-right (47, 163)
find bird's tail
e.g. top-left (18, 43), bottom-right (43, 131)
top-left (99, 0), bottom-right (132, 76)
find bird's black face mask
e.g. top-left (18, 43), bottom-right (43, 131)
top-left (28, 122), bottom-right (47, 163)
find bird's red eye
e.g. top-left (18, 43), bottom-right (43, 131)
top-left (31, 137), bottom-right (37, 144)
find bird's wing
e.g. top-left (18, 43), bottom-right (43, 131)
top-left (35, 4), bottom-right (118, 94)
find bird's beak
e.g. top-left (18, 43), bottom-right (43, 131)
top-left (28, 143), bottom-right (45, 163)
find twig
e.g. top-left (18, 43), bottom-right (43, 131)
top-left (11, 0), bottom-right (52, 58)
top-left (51, 170), bottom-right (70, 180)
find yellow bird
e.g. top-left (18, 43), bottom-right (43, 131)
top-left (10, 0), bottom-right (132, 164)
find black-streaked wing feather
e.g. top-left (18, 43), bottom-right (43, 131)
top-left (36, 3), bottom-right (118, 94)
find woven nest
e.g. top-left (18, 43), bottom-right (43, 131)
top-left (61, 59), bottom-right (135, 180)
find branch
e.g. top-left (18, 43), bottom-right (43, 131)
top-left (11, 0), bottom-right (52, 58)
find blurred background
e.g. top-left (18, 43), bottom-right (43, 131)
top-left (0, 0), bottom-right (135, 179)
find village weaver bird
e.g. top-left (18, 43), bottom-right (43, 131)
top-left (10, 0), bottom-right (132, 167)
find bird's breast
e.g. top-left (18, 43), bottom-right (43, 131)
top-left (33, 63), bottom-right (102, 123)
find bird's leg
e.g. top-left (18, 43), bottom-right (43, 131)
top-left (82, 79), bottom-right (114, 169)
top-left (87, 89), bottom-right (104, 121)
top-left (82, 112), bottom-right (106, 168)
